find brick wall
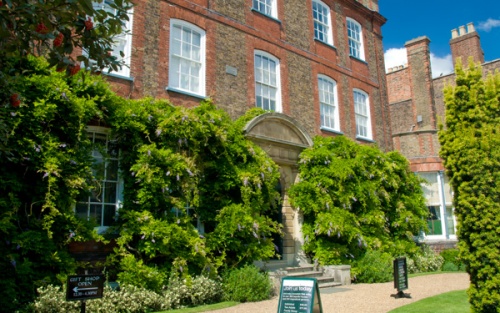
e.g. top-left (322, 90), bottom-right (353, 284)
top-left (450, 23), bottom-right (484, 66)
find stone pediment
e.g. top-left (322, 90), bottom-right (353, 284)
top-left (243, 113), bottom-right (313, 165)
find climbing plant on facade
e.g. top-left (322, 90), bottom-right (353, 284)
top-left (439, 60), bottom-right (500, 312)
top-left (108, 100), bottom-right (282, 284)
top-left (288, 136), bottom-right (428, 270)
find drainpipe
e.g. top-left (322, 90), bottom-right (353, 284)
top-left (438, 171), bottom-right (449, 239)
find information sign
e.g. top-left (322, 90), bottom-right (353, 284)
top-left (393, 257), bottom-right (408, 292)
top-left (277, 277), bottom-right (323, 313)
top-left (66, 274), bottom-right (104, 301)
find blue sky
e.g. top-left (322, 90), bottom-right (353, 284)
top-left (380, 0), bottom-right (500, 77)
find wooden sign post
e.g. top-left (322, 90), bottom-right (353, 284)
top-left (277, 277), bottom-right (323, 313)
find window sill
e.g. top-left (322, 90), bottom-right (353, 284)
top-left (314, 39), bottom-right (336, 51)
top-left (356, 135), bottom-right (375, 143)
top-left (166, 87), bottom-right (207, 100)
top-left (251, 8), bottom-right (281, 23)
top-left (103, 71), bottom-right (134, 82)
top-left (320, 127), bottom-right (343, 135)
top-left (349, 55), bottom-right (368, 64)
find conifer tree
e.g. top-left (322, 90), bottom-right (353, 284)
top-left (439, 60), bottom-right (500, 312)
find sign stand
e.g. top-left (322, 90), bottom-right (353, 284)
top-left (277, 277), bottom-right (323, 313)
top-left (66, 274), bottom-right (105, 313)
top-left (392, 257), bottom-right (411, 299)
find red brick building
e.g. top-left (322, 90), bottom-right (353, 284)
top-left (386, 23), bottom-right (500, 248)
top-left (90, 0), bottom-right (391, 267)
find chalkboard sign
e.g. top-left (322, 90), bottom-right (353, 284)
top-left (393, 257), bottom-right (408, 292)
top-left (277, 277), bottom-right (323, 313)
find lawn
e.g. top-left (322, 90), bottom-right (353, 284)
top-left (155, 301), bottom-right (239, 313)
top-left (388, 289), bottom-right (469, 313)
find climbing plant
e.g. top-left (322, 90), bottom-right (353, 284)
top-left (288, 136), bottom-right (428, 270)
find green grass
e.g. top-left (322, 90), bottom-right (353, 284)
top-left (154, 301), bottom-right (239, 313)
top-left (388, 289), bottom-right (469, 313)
top-left (408, 270), bottom-right (466, 278)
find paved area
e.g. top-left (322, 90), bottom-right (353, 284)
top-left (207, 273), bottom-right (469, 313)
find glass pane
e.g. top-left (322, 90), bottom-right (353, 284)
top-left (427, 206), bottom-right (442, 235)
top-left (92, 158), bottom-right (105, 180)
top-left (90, 181), bottom-right (103, 203)
top-left (446, 206), bottom-right (455, 235)
top-left (106, 160), bottom-right (119, 180)
top-left (75, 203), bottom-right (88, 220)
top-left (103, 205), bottom-right (116, 226)
top-left (89, 204), bottom-right (103, 226)
top-left (104, 182), bottom-right (117, 203)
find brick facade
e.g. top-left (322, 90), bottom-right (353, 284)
top-left (105, 0), bottom-right (392, 151)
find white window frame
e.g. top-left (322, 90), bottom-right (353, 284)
top-left (346, 18), bottom-right (365, 60)
top-left (417, 172), bottom-right (457, 240)
top-left (91, 0), bottom-right (134, 77)
top-left (254, 50), bottom-right (282, 112)
top-left (168, 19), bottom-right (206, 97)
top-left (353, 89), bottom-right (372, 140)
top-left (312, 0), bottom-right (333, 45)
top-left (252, 0), bottom-right (278, 18)
top-left (318, 75), bottom-right (339, 131)
top-left (76, 126), bottom-right (123, 233)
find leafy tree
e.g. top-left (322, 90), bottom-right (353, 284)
top-left (288, 136), bottom-right (428, 272)
top-left (0, 56), bottom-right (122, 311)
top-left (439, 60), bottom-right (500, 312)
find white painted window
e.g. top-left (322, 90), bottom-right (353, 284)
top-left (312, 0), bottom-right (333, 45)
top-left (252, 0), bottom-right (277, 18)
top-left (92, 0), bottom-right (133, 77)
top-left (254, 51), bottom-right (281, 112)
top-left (76, 127), bottom-right (122, 231)
top-left (168, 20), bottom-right (206, 97)
top-left (418, 172), bottom-right (456, 239)
top-left (347, 18), bottom-right (364, 60)
top-left (353, 89), bottom-right (372, 139)
top-left (318, 75), bottom-right (339, 131)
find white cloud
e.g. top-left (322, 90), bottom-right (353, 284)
top-left (477, 18), bottom-right (500, 32)
top-left (384, 48), bottom-right (453, 78)
top-left (384, 48), bottom-right (407, 72)
top-left (430, 53), bottom-right (453, 78)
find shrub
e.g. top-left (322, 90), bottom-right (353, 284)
top-left (222, 265), bottom-right (273, 302)
top-left (352, 250), bottom-right (393, 283)
top-left (165, 274), bottom-right (223, 309)
top-left (409, 245), bottom-right (444, 273)
top-left (440, 248), bottom-right (465, 271)
top-left (32, 284), bottom-right (167, 313)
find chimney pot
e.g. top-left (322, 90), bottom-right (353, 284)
top-left (459, 25), bottom-right (466, 35)
top-left (467, 22), bottom-right (475, 33)
top-left (451, 28), bottom-right (458, 39)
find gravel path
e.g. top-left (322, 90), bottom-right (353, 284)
top-left (208, 273), bottom-right (469, 313)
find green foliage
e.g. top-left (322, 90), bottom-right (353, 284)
top-left (109, 99), bottom-right (282, 279)
top-left (32, 275), bottom-right (223, 312)
top-left (438, 59), bottom-right (500, 312)
top-left (440, 248), bottom-right (465, 271)
top-left (406, 245), bottom-right (444, 273)
top-left (0, 0), bottom-right (133, 92)
top-left (288, 136), bottom-right (428, 270)
top-left (222, 265), bottom-right (273, 302)
top-left (0, 56), bottom-right (121, 310)
top-left (352, 250), bottom-right (393, 283)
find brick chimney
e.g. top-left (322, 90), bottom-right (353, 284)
top-left (404, 36), bottom-right (437, 130)
top-left (450, 22), bottom-right (484, 65)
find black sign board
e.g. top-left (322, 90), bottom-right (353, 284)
top-left (277, 277), bottom-right (323, 313)
top-left (66, 274), bottom-right (104, 301)
top-left (393, 257), bottom-right (408, 292)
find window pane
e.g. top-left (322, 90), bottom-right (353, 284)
top-left (104, 182), bottom-right (117, 203)
top-left (446, 206), bottom-right (455, 235)
top-left (103, 205), bottom-right (117, 226)
top-left (75, 203), bottom-right (88, 220)
top-left (427, 205), bottom-right (442, 235)
top-left (90, 204), bottom-right (103, 226)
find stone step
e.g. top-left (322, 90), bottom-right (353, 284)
top-left (285, 270), bottom-right (323, 278)
top-left (283, 265), bottom-right (315, 274)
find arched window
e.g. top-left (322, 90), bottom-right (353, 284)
top-left (254, 51), bottom-right (282, 112)
top-left (347, 18), bottom-right (365, 60)
top-left (312, 0), bottom-right (333, 45)
top-left (318, 75), bottom-right (339, 131)
top-left (353, 89), bottom-right (372, 139)
top-left (168, 20), bottom-right (206, 97)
